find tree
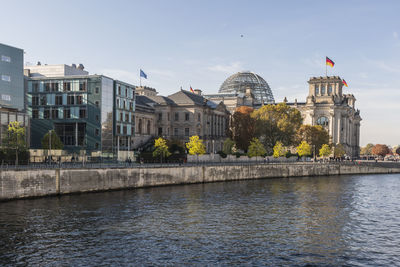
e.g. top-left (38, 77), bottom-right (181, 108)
top-left (186, 135), bottom-right (206, 155)
top-left (360, 143), bottom-right (374, 155)
top-left (297, 141), bottom-right (311, 158)
top-left (231, 106), bottom-right (256, 151)
top-left (334, 144), bottom-right (346, 158)
top-left (153, 137), bottom-right (171, 159)
top-left (2, 121), bottom-right (28, 165)
top-left (41, 130), bottom-right (64, 150)
top-left (296, 125), bottom-right (329, 157)
top-left (396, 146), bottom-right (400, 155)
top-left (222, 138), bottom-right (235, 155)
top-left (247, 138), bottom-right (266, 157)
top-left (371, 144), bottom-right (390, 157)
top-left (252, 103), bottom-right (303, 153)
top-left (3, 121), bottom-right (26, 149)
top-left (319, 144), bottom-right (332, 158)
top-left (273, 141), bottom-right (287, 158)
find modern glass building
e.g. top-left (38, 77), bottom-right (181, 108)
top-left (26, 67), bottom-right (135, 159)
top-left (0, 43), bottom-right (24, 111)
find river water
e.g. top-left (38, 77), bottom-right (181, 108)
top-left (1, 174), bottom-right (400, 266)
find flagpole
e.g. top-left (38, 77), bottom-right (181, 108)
top-left (140, 74), bottom-right (142, 87)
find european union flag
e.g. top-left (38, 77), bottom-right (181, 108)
top-left (140, 69), bottom-right (147, 79)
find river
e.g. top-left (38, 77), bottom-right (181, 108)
top-left (1, 174), bottom-right (400, 266)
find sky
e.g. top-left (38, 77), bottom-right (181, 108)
top-left (1, 0), bottom-right (400, 146)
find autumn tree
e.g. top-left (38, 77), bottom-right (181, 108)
top-left (334, 144), bottom-right (346, 158)
top-left (42, 130), bottom-right (64, 150)
top-left (222, 138), bottom-right (235, 155)
top-left (319, 144), bottom-right (332, 158)
top-left (297, 141), bottom-right (311, 158)
top-left (273, 141), bottom-right (287, 158)
top-left (360, 143), bottom-right (374, 155)
top-left (296, 125), bottom-right (329, 157)
top-left (252, 103), bottom-right (303, 153)
top-left (186, 135), bottom-right (206, 155)
top-left (247, 138), bottom-right (266, 157)
top-left (371, 144), bottom-right (391, 157)
top-left (396, 146), bottom-right (400, 155)
top-left (153, 137), bottom-right (171, 160)
top-left (231, 106), bottom-right (256, 151)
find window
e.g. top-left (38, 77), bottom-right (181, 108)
top-left (118, 86), bottom-right (121, 95)
top-left (33, 82), bottom-right (39, 92)
top-left (79, 108), bottom-right (86, 118)
top-left (174, 128), bottom-right (178, 136)
top-left (45, 83), bottom-right (50, 92)
top-left (95, 87), bottom-right (99, 94)
top-left (116, 99), bottom-right (119, 108)
top-left (158, 113), bottom-right (162, 121)
top-left (95, 129), bottom-right (100, 136)
top-left (63, 82), bottom-right (71, 91)
top-left (40, 95), bottom-right (47, 105)
top-left (185, 113), bottom-right (190, 121)
top-left (315, 85), bottom-right (319, 95)
top-left (316, 116), bottom-right (329, 127)
top-left (1, 55), bottom-right (11, 62)
top-left (67, 95), bottom-right (75, 105)
top-left (167, 113), bottom-right (170, 121)
top-left (44, 109), bottom-right (50, 119)
top-left (51, 109), bottom-right (58, 119)
top-left (32, 109), bottom-right (39, 119)
top-left (321, 86), bottom-right (326, 95)
top-left (147, 120), bottom-right (151, 134)
top-left (117, 125), bottom-right (121, 134)
top-left (79, 81), bottom-right (86, 91)
top-left (158, 127), bottom-right (162, 136)
top-left (1, 75), bottom-right (10, 82)
top-left (123, 100), bottom-right (126, 109)
top-left (138, 119), bottom-right (142, 134)
top-left (185, 128), bottom-right (189, 136)
top-left (123, 126), bottom-right (127, 134)
top-left (95, 101), bottom-right (99, 108)
top-left (55, 95), bottom-right (63, 105)
top-left (174, 112), bottom-right (179, 121)
top-left (76, 95), bottom-right (83, 105)
top-left (198, 113), bottom-right (201, 122)
top-left (130, 102), bottom-right (133, 110)
top-left (50, 82), bottom-right (59, 92)
top-left (125, 113), bottom-right (129, 122)
top-left (32, 96), bottom-right (39, 106)
top-left (119, 113), bottom-right (123, 122)
top-left (95, 143), bottom-right (99, 149)
top-left (131, 114), bottom-right (134, 123)
top-left (328, 85), bottom-right (333, 95)
top-left (95, 115), bottom-right (99, 122)
top-left (125, 88), bottom-right (127, 96)
top-left (64, 108), bottom-right (71, 119)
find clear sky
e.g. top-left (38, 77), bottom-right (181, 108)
top-left (2, 0), bottom-right (399, 146)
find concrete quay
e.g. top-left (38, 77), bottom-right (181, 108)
top-left (1, 162), bottom-right (400, 201)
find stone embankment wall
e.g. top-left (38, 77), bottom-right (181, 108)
top-left (1, 163), bottom-right (400, 201)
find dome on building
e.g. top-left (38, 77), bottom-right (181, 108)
top-left (219, 71), bottom-right (275, 104)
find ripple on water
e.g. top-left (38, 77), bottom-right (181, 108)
top-left (1, 174), bottom-right (400, 266)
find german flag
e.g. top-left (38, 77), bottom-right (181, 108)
top-left (190, 86), bottom-right (194, 93)
top-left (342, 79), bottom-right (348, 87)
top-left (326, 57), bottom-right (335, 67)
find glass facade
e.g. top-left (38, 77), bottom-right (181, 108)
top-left (0, 43), bottom-right (24, 111)
top-left (27, 75), bottom-right (136, 158)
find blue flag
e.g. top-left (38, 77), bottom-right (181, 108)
top-left (140, 69), bottom-right (147, 79)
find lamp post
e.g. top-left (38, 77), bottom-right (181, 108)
top-left (48, 129), bottom-right (52, 164)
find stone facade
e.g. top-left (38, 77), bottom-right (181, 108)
top-left (134, 88), bottom-right (230, 153)
top-left (294, 76), bottom-right (361, 157)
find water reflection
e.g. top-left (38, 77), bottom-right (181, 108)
top-left (1, 174), bottom-right (400, 266)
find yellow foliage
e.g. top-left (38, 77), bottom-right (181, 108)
top-left (186, 135), bottom-right (206, 155)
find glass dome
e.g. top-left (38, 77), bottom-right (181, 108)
top-left (219, 71), bottom-right (275, 104)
